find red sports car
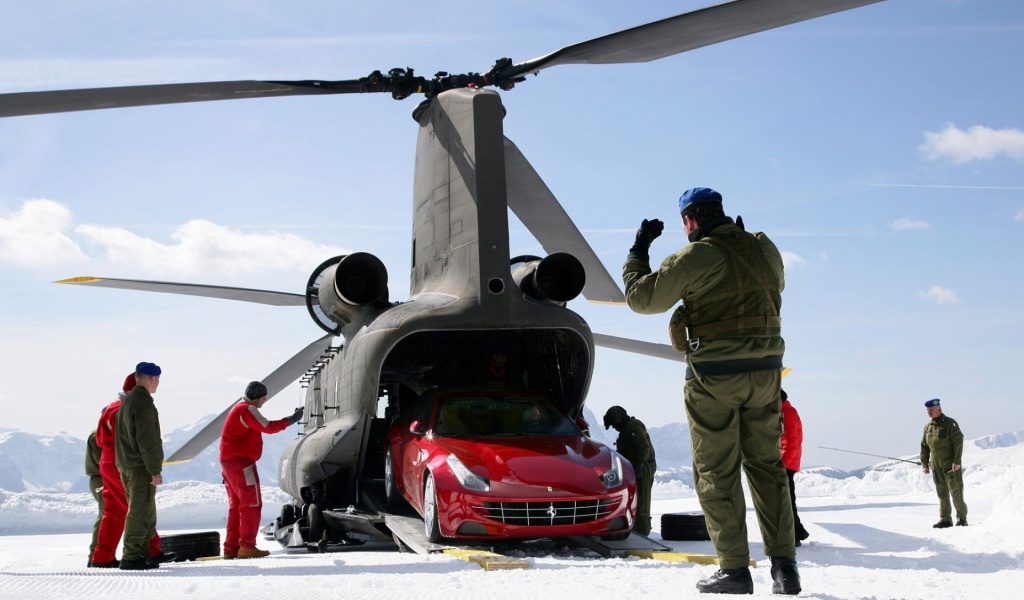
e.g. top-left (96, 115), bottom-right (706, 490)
top-left (384, 388), bottom-right (637, 542)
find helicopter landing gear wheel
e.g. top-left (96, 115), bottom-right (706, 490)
top-left (307, 504), bottom-right (327, 551)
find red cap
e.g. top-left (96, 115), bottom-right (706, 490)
top-left (122, 373), bottom-right (137, 392)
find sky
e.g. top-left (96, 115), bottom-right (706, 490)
top-left (1, 0), bottom-right (1022, 472)
top-left (2, 432), bottom-right (1023, 599)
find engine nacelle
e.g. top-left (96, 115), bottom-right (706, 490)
top-left (306, 253), bottom-right (388, 335)
top-left (511, 252), bottom-right (586, 305)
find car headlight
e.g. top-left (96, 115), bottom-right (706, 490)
top-left (446, 454), bottom-right (490, 492)
top-left (600, 452), bottom-right (624, 489)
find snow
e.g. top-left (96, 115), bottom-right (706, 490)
top-left (2, 435), bottom-right (1023, 599)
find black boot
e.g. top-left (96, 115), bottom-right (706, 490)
top-left (119, 557), bottom-right (159, 570)
top-left (770, 556), bottom-right (801, 595)
top-left (933, 520), bottom-right (953, 529)
top-left (695, 567), bottom-right (753, 594)
top-left (955, 518), bottom-right (968, 527)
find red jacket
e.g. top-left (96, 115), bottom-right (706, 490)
top-left (780, 399), bottom-right (803, 471)
top-left (95, 396), bottom-right (124, 467)
top-left (219, 399), bottom-right (290, 463)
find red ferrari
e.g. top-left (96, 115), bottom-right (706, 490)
top-left (384, 388), bottom-right (637, 542)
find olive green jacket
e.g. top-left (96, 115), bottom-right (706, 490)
top-left (616, 417), bottom-right (655, 470)
top-left (623, 218), bottom-right (785, 370)
top-left (84, 430), bottom-right (101, 478)
top-left (920, 413), bottom-right (964, 470)
top-left (115, 386), bottom-right (164, 476)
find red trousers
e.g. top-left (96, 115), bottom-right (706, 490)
top-left (91, 461), bottom-right (161, 564)
top-left (221, 460), bottom-right (263, 555)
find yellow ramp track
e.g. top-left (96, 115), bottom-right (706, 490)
top-left (625, 550), bottom-right (756, 567)
top-left (442, 548), bottom-right (529, 570)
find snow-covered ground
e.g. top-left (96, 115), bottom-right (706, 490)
top-left (2, 435), bottom-right (1022, 599)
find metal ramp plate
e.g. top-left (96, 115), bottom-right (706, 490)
top-left (383, 514), bottom-right (454, 555)
top-left (566, 532), bottom-right (671, 558)
top-left (382, 514), bottom-right (529, 569)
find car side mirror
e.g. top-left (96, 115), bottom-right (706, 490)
top-left (410, 420), bottom-right (426, 435)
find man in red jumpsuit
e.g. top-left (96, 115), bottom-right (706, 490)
top-left (90, 373), bottom-right (173, 568)
top-left (780, 390), bottom-right (809, 546)
top-left (219, 380), bottom-right (303, 559)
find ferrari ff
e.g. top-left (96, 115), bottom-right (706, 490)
top-left (384, 388), bottom-right (637, 542)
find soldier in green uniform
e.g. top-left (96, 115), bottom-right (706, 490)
top-left (920, 398), bottom-right (968, 528)
top-left (115, 361), bottom-right (165, 570)
top-left (603, 406), bottom-right (656, 535)
top-left (85, 428), bottom-right (104, 566)
top-left (621, 187), bottom-right (799, 595)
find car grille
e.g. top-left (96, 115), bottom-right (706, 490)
top-left (477, 499), bottom-right (614, 526)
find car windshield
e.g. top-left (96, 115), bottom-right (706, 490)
top-left (432, 394), bottom-right (576, 437)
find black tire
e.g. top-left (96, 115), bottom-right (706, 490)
top-left (307, 504), bottom-right (326, 548)
top-left (423, 473), bottom-right (443, 543)
top-left (384, 448), bottom-right (406, 509)
top-left (277, 503), bottom-right (298, 529)
top-left (159, 531), bottom-right (221, 561)
top-left (661, 512), bottom-right (711, 541)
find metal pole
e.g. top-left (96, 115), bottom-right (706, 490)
top-left (818, 446), bottom-right (921, 466)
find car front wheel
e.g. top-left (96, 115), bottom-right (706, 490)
top-left (423, 473), bottom-right (443, 543)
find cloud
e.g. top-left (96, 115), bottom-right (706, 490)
top-left (0, 199), bottom-right (88, 267)
top-left (920, 285), bottom-right (959, 306)
top-left (1, 198), bottom-right (351, 275)
top-left (1016, 210), bottom-right (1024, 222)
top-left (75, 219), bottom-right (350, 277)
top-left (920, 124), bottom-right (1024, 164)
top-left (780, 251), bottom-right (806, 269)
top-left (891, 218), bottom-right (930, 230)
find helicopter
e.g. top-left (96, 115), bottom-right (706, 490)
top-left (0, 0), bottom-right (884, 548)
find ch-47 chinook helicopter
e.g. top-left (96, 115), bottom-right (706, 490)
top-left (1, 0), bottom-right (882, 549)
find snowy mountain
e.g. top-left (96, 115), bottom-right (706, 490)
top-left (0, 415), bottom-right (299, 493)
top-left (0, 429), bottom-right (90, 493)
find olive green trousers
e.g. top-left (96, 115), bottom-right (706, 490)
top-left (684, 369), bottom-right (795, 569)
top-left (88, 474), bottom-right (104, 558)
top-left (931, 466), bottom-right (968, 522)
top-left (634, 460), bottom-right (656, 535)
top-left (120, 468), bottom-right (157, 561)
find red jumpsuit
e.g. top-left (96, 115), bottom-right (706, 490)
top-left (219, 400), bottom-right (290, 555)
top-left (91, 397), bottom-right (161, 565)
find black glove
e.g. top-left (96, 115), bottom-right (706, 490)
top-left (287, 406), bottom-right (304, 425)
top-left (629, 218), bottom-right (664, 255)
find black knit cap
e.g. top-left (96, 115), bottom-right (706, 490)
top-left (245, 381), bottom-right (268, 400)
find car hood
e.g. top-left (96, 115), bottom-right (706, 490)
top-left (434, 435), bottom-right (612, 486)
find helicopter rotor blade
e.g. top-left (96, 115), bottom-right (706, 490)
top-left (505, 0), bottom-right (884, 78)
top-left (0, 0), bottom-right (885, 116)
top-left (0, 79), bottom-right (375, 119)
top-left (504, 137), bottom-right (625, 305)
top-left (593, 333), bottom-right (685, 363)
top-left (164, 332), bottom-right (336, 464)
top-left (54, 276), bottom-right (305, 307)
